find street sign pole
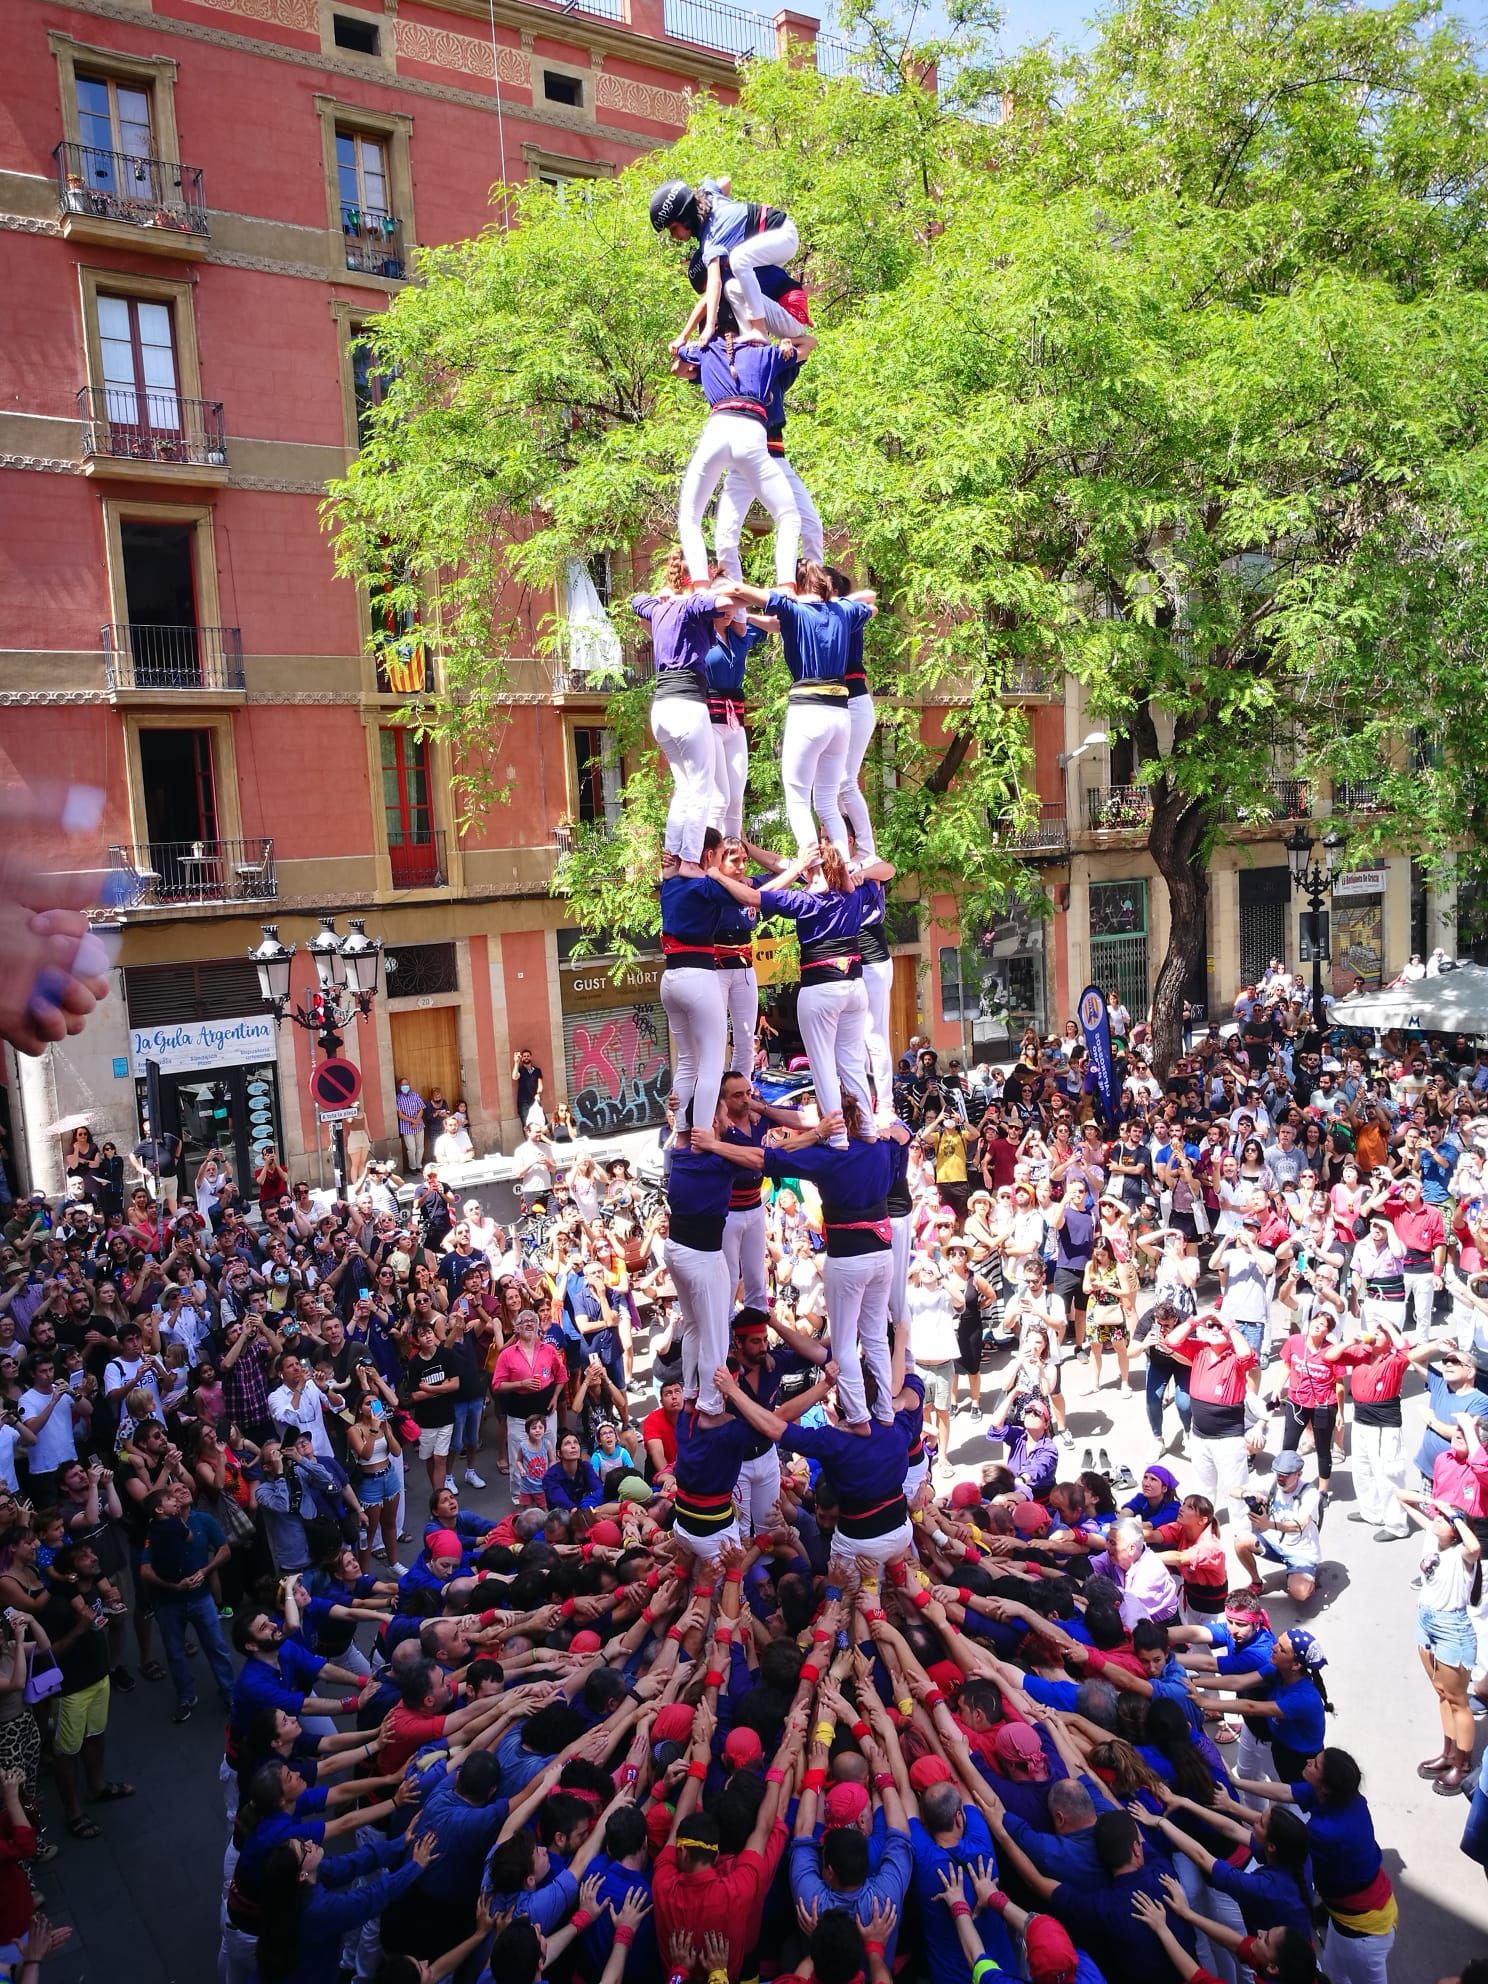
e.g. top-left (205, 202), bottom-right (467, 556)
top-left (307, 1058), bottom-right (363, 1198)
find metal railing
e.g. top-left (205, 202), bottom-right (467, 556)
top-left (554, 822), bottom-right (579, 855)
top-left (1337, 778), bottom-right (1383, 813)
top-left (78, 386), bottom-right (226, 469)
top-left (1086, 784), bottom-right (1153, 831)
top-left (1001, 806), bottom-right (1069, 855)
top-left (1223, 776), bottom-right (1312, 824)
top-left (54, 141), bottom-right (207, 236)
top-left (662, 0), bottom-right (775, 58)
top-left (342, 207), bottom-right (406, 279)
top-left (551, 638), bottom-right (655, 697)
top-left (999, 659), bottom-right (1062, 698)
top-left (102, 623), bottom-right (245, 692)
top-left (108, 837), bottom-right (275, 906)
top-left (389, 831), bottom-right (447, 889)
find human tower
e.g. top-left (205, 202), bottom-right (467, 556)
top-left (632, 173), bottom-right (927, 1569)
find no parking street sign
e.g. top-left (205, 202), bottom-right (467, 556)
top-left (309, 1057), bottom-right (362, 1112)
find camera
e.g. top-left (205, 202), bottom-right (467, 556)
top-left (1242, 1493), bottom-right (1269, 1515)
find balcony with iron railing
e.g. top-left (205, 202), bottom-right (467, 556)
top-left (999, 805), bottom-right (1069, 856)
top-left (108, 838), bottom-right (275, 907)
top-left (102, 624), bottom-right (245, 694)
top-left (389, 831), bottom-right (447, 889)
top-left (551, 637), bottom-right (655, 699)
top-left (54, 141), bottom-right (208, 253)
top-left (1086, 785), bottom-right (1154, 833)
top-left (1222, 777), bottom-right (1312, 826)
top-left (342, 205), bottom-right (406, 280)
top-left (1336, 778), bottom-right (1384, 814)
top-left (78, 386), bottom-right (227, 482)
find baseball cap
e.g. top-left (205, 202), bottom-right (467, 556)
top-left (822, 1781), bottom-right (870, 1829)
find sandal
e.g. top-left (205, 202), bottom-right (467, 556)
top-left (91, 1782), bottom-right (134, 1802)
top-left (139, 1661), bottom-right (166, 1683)
top-left (66, 1816), bottom-right (101, 1840)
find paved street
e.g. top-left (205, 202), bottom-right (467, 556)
top-left (31, 1361), bottom-right (1488, 1984)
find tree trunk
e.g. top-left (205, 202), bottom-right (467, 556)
top-left (1146, 781), bottom-right (1210, 1078)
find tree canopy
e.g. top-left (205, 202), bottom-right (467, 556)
top-left (327, 0), bottom-right (1488, 1057)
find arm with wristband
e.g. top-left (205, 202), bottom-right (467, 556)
top-left (666, 1689), bottom-right (717, 1842)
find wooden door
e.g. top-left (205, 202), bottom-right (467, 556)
top-left (890, 953), bottom-right (918, 1065)
top-left (389, 1006), bottom-right (461, 1116)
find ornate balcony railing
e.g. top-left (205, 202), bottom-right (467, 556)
top-left (1337, 779), bottom-right (1384, 813)
top-left (108, 838), bottom-right (274, 905)
top-left (1223, 777), bottom-right (1312, 824)
top-left (1086, 785), bottom-right (1153, 831)
top-left (54, 141), bottom-right (207, 236)
top-left (102, 623), bottom-right (245, 692)
top-left (78, 386), bottom-right (226, 469)
top-left (1000, 806), bottom-right (1069, 855)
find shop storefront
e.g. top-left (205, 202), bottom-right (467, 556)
top-left (1328, 867), bottom-right (1388, 995)
top-left (128, 1013), bottom-right (284, 1188)
top-left (558, 958), bottom-right (673, 1136)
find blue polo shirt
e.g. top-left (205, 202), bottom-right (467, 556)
top-left (908, 1807), bottom-right (1016, 1982)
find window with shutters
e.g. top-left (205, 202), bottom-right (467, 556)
top-left (125, 957), bottom-right (264, 1025)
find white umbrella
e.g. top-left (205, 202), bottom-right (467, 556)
top-left (1331, 962), bottom-right (1488, 1033)
top-left (44, 1111), bottom-right (93, 1137)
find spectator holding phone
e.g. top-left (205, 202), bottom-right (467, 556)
top-left (346, 1387), bottom-right (403, 1575)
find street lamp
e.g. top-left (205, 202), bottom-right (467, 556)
top-left (1284, 824), bottom-right (1346, 1034)
top-left (249, 916), bottom-right (387, 1189)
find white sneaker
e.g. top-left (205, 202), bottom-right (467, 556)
top-left (386, 1559), bottom-right (405, 1577)
top-left (464, 1469), bottom-right (487, 1490)
top-left (445, 1479), bottom-right (460, 1495)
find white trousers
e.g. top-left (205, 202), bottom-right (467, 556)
top-left (863, 957), bottom-right (894, 1114)
top-left (661, 966), bottom-right (728, 1137)
top-left (678, 414), bottom-right (799, 587)
top-left (737, 1450), bottom-right (781, 1534)
top-left (1403, 1269), bottom-right (1436, 1334)
top-left (824, 1249), bottom-right (893, 1425)
top-left (798, 977), bottom-right (875, 1146)
top-left (781, 701), bottom-right (850, 853)
top-left (723, 964), bottom-right (758, 1076)
top-left (669, 1237), bottom-right (731, 1414)
top-left (1354, 1419), bottom-right (1408, 1532)
top-left (1189, 1428), bottom-right (1251, 1572)
top-left (723, 1203), bottom-right (769, 1310)
top-left (1360, 1295), bottom-right (1406, 1336)
top-left (839, 694), bottom-right (877, 852)
top-left (889, 1213), bottom-right (912, 1330)
top-left (716, 456), bottom-right (823, 578)
top-left (723, 218), bottom-right (801, 329)
top-left (1176, 1852), bottom-right (1246, 1984)
top-left (400, 1130), bottom-right (422, 1170)
top-left (709, 722), bottom-right (749, 837)
top-left (1320, 1923), bottom-right (1394, 1984)
top-left (830, 1518), bottom-right (913, 1571)
top-left (674, 1515), bottom-right (741, 1563)
top-left (651, 695), bottom-right (716, 862)
top-left (904, 1451), bottom-right (928, 1500)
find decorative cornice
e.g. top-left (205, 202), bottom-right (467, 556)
top-left (393, 16), bottom-right (531, 87)
top-left (0, 454), bottom-right (81, 476)
top-left (0, 689), bottom-right (109, 705)
top-left (0, 213), bottom-right (62, 237)
top-left (243, 689), bottom-right (364, 702)
top-left (206, 246), bottom-right (336, 280)
top-left (186, 0), bottom-right (318, 26)
top-left (228, 472), bottom-right (334, 493)
top-left (52, 0), bottom-right (710, 137)
top-left (595, 68), bottom-right (691, 124)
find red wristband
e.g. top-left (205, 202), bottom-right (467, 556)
top-left (812, 1628), bottom-right (832, 1644)
top-left (641, 1606), bottom-right (657, 1624)
top-left (580, 1542), bottom-right (594, 1560)
top-left (703, 1670), bottom-right (724, 1690)
top-left (802, 1767), bottom-right (827, 1791)
top-left (874, 1771), bottom-right (894, 1790)
top-left (987, 1891), bottom-right (1009, 1914)
top-left (560, 1597), bottom-right (576, 1619)
top-left (725, 1568), bottom-right (743, 1584)
top-left (646, 1568), bottom-right (661, 1590)
top-left (571, 1909), bottom-right (595, 1932)
top-left (480, 1607), bottom-right (499, 1629)
top-left (799, 1661), bottom-right (821, 1684)
top-left (851, 1719), bottom-right (870, 1741)
top-left (765, 1767), bottom-right (786, 1784)
top-left (910, 1588), bottom-right (931, 1610)
top-left (957, 1588), bottom-right (971, 1605)
top-left (866, 1942), bottom-right (886, 1958)
top-left (923, 1688), bottom-right (945, 1708)
top-left (948, 1901), bottom-right (971, 1920)
top-left (963, 1543), bottom-right (981, 1563)
top-left (667, 1626), bottom-right (684, 1643)
top-left (614, 1925), bottom-right (636, 1948)
top-left (714, 1625), bottom-right (733, 1645)
top-left (340, 1696), bottom-right (359, 1714)
top-left (687, 1759), bottom-right (708, 1781)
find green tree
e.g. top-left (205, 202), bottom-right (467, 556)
top-left (328, 0), bottom-right (1488, 1062)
